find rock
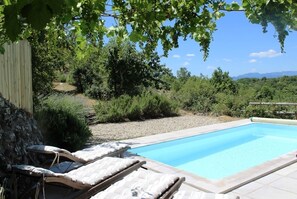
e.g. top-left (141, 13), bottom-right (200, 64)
top-left (53, 82), bottom-right (77, 94)
top-left (0, 95), bottom-right (43, 174)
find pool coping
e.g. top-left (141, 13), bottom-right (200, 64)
top-left (122, 119), bottom-right (297, 193)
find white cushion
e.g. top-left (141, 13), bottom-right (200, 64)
top-left (91, 169), bottom-right (178, 199)
top-left (71, 142), bottom-right (129, 162)
top-left (65, 157), bottom-right (138, 185)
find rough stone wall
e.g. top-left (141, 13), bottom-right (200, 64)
top-left (0, 94), bottom-right (43, 174)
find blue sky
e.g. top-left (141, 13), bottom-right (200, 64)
top-left (159, 11), bottom-right (297, 77)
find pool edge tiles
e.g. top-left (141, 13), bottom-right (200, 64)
top-left (123, 119), bottom-right (297, 193)
top-left (126, 150), bottom-right (297, 193)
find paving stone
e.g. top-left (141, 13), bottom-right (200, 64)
top-left (270, 177), bottom-right (297, 194)
top-left (287, 170), bottom-right (297, 179)
top-left (255, 173), bottom-right (282, 185)
top-left (275, 163), bottom-right (297, 176)
top-left (247, 186), bottom-right (297, 199)
top-left (232, 182), bottom-right (263, 195)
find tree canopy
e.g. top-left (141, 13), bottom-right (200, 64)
top-left (0, 0), bottom-right (296, 58)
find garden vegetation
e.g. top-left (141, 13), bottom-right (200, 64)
top-left (35, 95), bottom-right (91, 151)
top-left (2, 1), bottom-right (297, 151)
top-left (28, 33), bottom-right (297, 150)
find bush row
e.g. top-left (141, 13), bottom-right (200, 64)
top-left (94, 91), bottom-right (178, 123)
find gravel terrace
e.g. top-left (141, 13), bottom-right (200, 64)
top-left (88, 115), bottom-right (239, 145)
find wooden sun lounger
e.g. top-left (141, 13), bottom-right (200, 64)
top-left (89, 168), bottom-right (185, 199)
top-left (12, 157), bottom-right (145, 199)
top-left (27, 142), bottom-right (130, 168)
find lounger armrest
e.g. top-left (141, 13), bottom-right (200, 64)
top-left (27, 144), bottom-right (83, 165)
top-left (12, 164), bottom-right (59, 177)
top-left (27, 145), bottom-right (71, 155)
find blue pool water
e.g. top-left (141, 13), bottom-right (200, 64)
top-left (129, 123), bottom-right (297, 180)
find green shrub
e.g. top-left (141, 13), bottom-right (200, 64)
top-left (95, 95), bottom-right (132, 122)
top-left (244, 105), bottom-right (273, 118)
top-left (174, 77), bottom-right (216, 113)
top-left (138, 92), bottom-right (161, 118)
top-left (35, 95), bottom-right (91, 151)
top-left (126, 100), bottom-right (142, 120)
top-left (55, 71), bottom-right (67, 83)
top-left (139, 91), bottom-right (177, 118)
top-left (94, 91), bottom-right (178, 122)
top-left (244, 105), bottom-right (295, 119)
top-left (72, 64), bottom-right (98, 93)
top-left (211, 92), bottom-right (249, 117)
top-left (211, 101), bottom-right (230, 116)
top-left (85, 84), bottom-right (112, 100)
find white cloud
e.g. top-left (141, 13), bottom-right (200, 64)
top-left (249, 59), bottom-right (257, 63)
top-left (172, 54), bottom-right (181, 58)
top-left (186, 54), bottom-right (195, 57)
top-left (182, 62), bottom-right (190, 67)
top-left (223, 58), bottom-right (232, 62)
top-left (207, 65), bottom-right (216, 70)
top-left (250, 68), bottom-right (257, 72)
top-left (249, 49), bottom-right (282, 58)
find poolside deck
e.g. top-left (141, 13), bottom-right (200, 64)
top-left (123, 119), bottom-right (297, 199)
top-left (231, 162), bottom-right (297, 199)
top-left (178, 162), bottom-right (297, 199)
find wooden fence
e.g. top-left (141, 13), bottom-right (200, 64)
top-left (0, 40), bottom-right (33, 113)
top-left (249, 102), bottom-right (297, 106)
top-left (249, 102), bottom-right (297, 118)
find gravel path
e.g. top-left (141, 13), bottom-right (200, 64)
top-left (88, 115), bottom-right (238, 145)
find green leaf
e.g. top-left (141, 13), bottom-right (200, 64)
top-left (266, 0), bottom-right (271, 5)
top-left (17, 0), bottom-right (33, 9)
top-left (65, 0), bottom-right (77, 7)
top-left (0, 46), bottom-right (5, 54)
top-left (3, 0), bottom-right (11, 5)
top-left (27, 0), bottom-right (53, 30)
top-left (95, 1), bottom-right (105, 13)
top-left (47, 0), bottom-right (64, 14)
top-left (3, 5), bottom-right (21, 41)
top-left (106, 26), bottom-right (116, 37)
top-left (129, 31), bottom-right (142, 42)
top-left (231, 2), bottom-right (241, 10)
top-left (147, 3), bottom-right (153, 12)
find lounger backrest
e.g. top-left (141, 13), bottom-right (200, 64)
top-left (27, 142), bottom-right (130, 164)
top-left (12, 164), bottom-right (62, 177)
top-left (27, 145), bottom-right (71, 154)
top-left (71, 142), bottom-right (130, 162)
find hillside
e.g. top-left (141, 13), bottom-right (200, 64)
top-left (233, 71), bottom-right (297, 80)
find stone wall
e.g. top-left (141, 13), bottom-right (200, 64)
top-left (0, 94), bottom-right (43, 174)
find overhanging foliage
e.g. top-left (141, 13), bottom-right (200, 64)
top-left (0, 0), bottom-right (296, 58)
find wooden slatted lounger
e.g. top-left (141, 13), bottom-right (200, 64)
top-left (89, 168), bottom-right (185, 199)
top-left (27, 142), bottom-right (131, 171)
top-left (12, 157), bottom-right (145, 199)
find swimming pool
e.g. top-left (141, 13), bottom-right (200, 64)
top-left (130, 123), bottom-right (297, 181)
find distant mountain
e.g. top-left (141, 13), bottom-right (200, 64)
top-left (233, 71), bottom-right (297, 80)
